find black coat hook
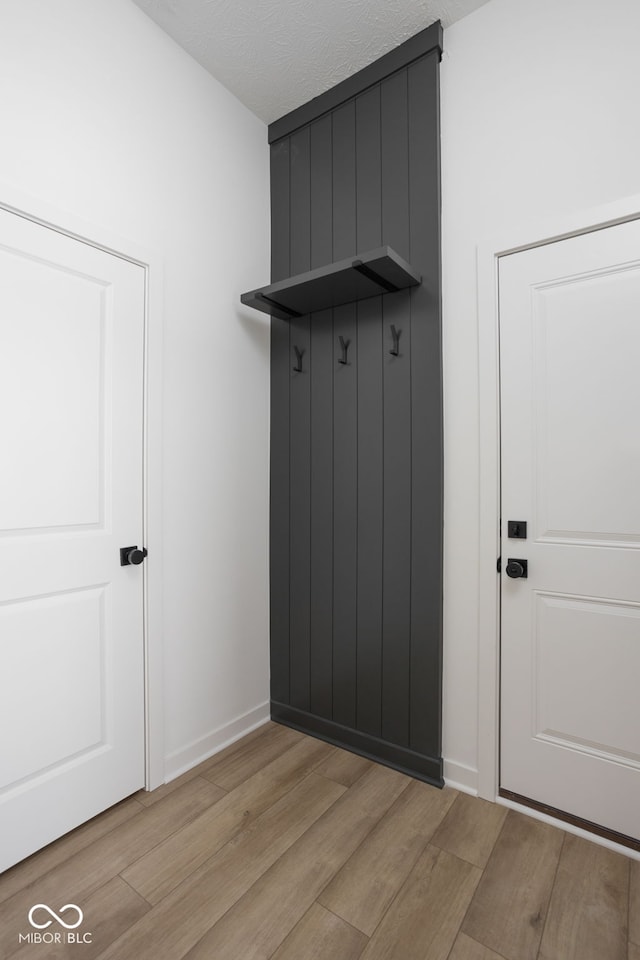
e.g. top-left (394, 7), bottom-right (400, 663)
top-left (338, 336), bottom-right (351, 365)
top-left (293, 345), bottom-right (304, 373)
top-left (390, 325), bottom-right (401, 357)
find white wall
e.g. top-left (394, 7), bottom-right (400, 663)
top-left (440, 0), bottom-right (640, 789)
top-left (0, 0), bottom-right (271, 778)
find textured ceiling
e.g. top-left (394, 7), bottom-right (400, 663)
top-left (131, 0), bottom-right (490, 124)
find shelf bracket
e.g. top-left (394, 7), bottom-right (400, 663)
top-left (254, 292), bottom-right (302, 319)
top-left (352, 259), bottom-right (400, 293)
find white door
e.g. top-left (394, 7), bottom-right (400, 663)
top-left (500, 219), bottom-right (640, 842)
top-left (0, 208), bottom-right (146, 871)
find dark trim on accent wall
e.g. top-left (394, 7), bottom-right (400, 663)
top-left (272, 701), bottom-right (444, 787)
top-left (268, 21), bottom-right (443, 144)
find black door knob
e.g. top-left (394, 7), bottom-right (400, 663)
top-left (506, 558), bottom-right (527, 579)
top-left (120, 546), bottom-right (148, 566)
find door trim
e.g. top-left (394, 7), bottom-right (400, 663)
top-left (476, 192), bottom-right (640, 806)
top-left (0, 182), bottom-right (165, 791)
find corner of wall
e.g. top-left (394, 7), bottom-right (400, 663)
top-left (443, 758), bottom-right (479, 796)
top-left (163, 701), bottom-right (271, 783)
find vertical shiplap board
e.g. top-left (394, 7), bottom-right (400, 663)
top-left (269, 138), bottom-right (291, 705)
top-left (309, 116), bottom-right (334, 719)
top-left (332, 303), bottom-right (358, 728)
top-left (355, 86), bottom-right (384, 737)
top-left (355, 295), bottom-right (383, 736)
top-left (290, 126), bottom-right (311, 275)
top-left (381, 71), bottom-right (410, 263)
top-left (408, 51), bottom-right (443, 758)
top-left (381, 72), bottom-right (412, 747)
top-left (381, 288), bottom-right (412, 747)
top-left (288, 332), bottom-right (311, 710)
top-left (331, 102), bottom-right (358, 726)
top-left (356, 86), bottom-right (382, 253)
top-left (310, 116), bottom-right (333, 270)
top-left (288, 128), bottom-right (311, 711)
top-left (309, 310), bottom-right (334, 719)
top-left (332, 102), bottom-right (357, 261)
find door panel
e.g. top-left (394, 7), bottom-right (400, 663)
top-left (532, 266), bottom-right (640, 545)
top-left (0, 246), bottom-right (108, 533)
top-left (533, 592), bottom-right (640, 766)
top-left (500, 219), bottom-right (640, 841)
top-left (0, 587), bottom-right (107, 787)
top-left (0, 209), bottom-right (145, 870)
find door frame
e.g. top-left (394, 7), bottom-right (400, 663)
top-left (476, 192), bottom-right (640, 806)
top-left (0, 182), bottom-right (165, 791)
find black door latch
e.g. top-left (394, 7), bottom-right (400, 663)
top-left (505, 558), bottom-right (527, 579)
top-left (120, 546), bottom-right (148, 566)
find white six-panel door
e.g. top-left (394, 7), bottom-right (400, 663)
top-left (0, 209), bottom-right (146, 871)
top-left (500, 219), bottom-right (640, 841)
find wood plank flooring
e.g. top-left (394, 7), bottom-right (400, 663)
top-left (0, 722), bottom-right (636, 960)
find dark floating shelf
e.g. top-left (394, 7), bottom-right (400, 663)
top-left (240, 246), bottom-right (421, 321)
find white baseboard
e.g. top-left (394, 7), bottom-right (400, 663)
top-left (443, 758), bottom-right (478, 795)
top-left (163, 701), bottom-right (271, 782)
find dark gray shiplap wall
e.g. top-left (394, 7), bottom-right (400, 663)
top-left (269, 26), bottom-right (443, 784)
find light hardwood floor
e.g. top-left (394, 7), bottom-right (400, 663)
top-left (1, 722), bottom-right (637, 960)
